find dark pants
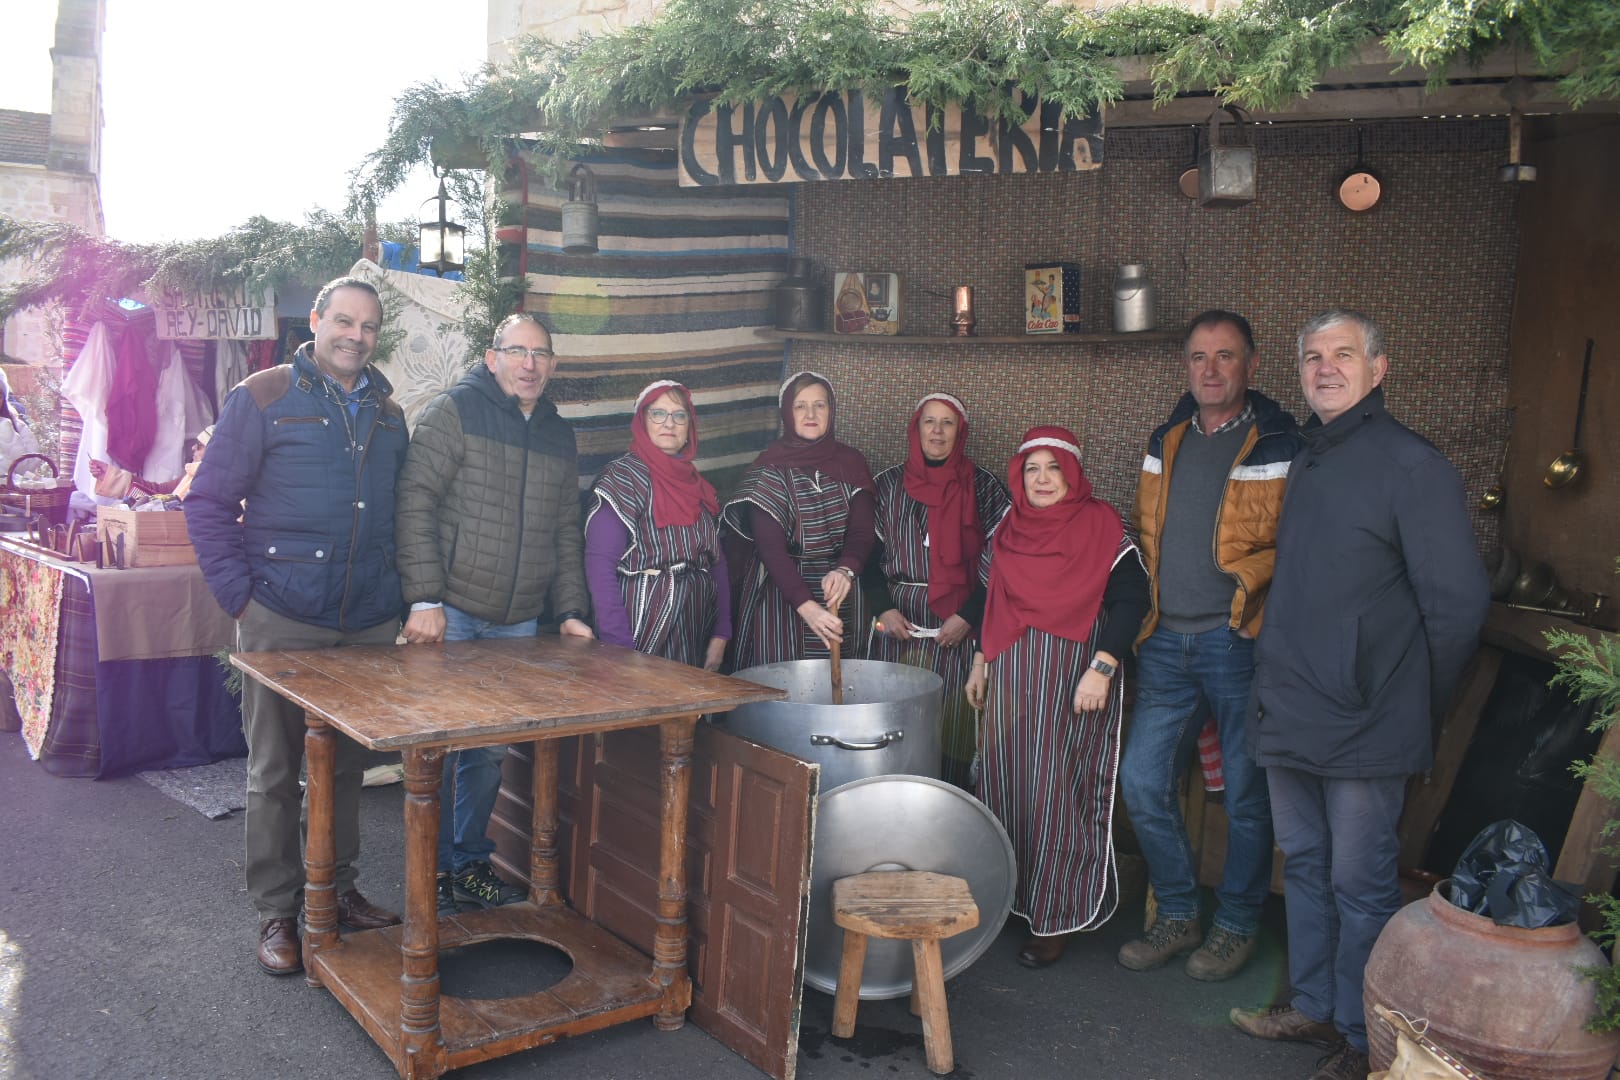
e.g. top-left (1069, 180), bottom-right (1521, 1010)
top-left (1267, 765), bottom-right (1406, 1053)
top-left (238, 600), bottom-right (399, 920)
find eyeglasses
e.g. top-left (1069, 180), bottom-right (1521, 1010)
top-left (647, 408), bottom-right (690, 426)
top-left (496, 345), bottom-right (554, 362)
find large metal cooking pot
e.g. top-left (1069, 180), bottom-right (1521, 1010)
top-left (722, 660), bottom-right (943, 792)
top-left (805, 775), bottom-right (1016, 999)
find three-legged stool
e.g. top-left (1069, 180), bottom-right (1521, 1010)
top-left (830, 871), bottom-right (980, 1075)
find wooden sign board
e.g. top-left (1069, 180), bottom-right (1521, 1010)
top-left (154, 284), bottom-right (277, 341)
top-left (679, 88), bottom-right (1103, 187)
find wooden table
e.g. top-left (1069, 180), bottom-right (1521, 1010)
top-left (231, 636), bottom-right (784, 1080)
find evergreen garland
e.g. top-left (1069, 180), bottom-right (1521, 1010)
top-left (350, 0), bottom-right (1619, 202)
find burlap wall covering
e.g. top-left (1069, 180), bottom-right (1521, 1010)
top-left (791, 117), bottom-right (1512, 551)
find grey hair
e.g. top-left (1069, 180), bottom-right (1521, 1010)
top-left (313, 277), bottom-right (382, 318)
top-left (491, 312), bottom-right (551, 347)
top-left (1297, 309), bottom-right (1385, 364)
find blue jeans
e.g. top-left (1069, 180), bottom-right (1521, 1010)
top-left (1269, 766), bottom-right (1406, 1054)
top-left (1119, 625), bottom-right (1271, 935)
top-left (437, 606), bottom-right (536, 875)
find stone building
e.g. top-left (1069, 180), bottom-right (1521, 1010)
top-left (0, 0), bottom-right (106, 371)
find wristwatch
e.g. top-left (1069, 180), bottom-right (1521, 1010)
top-left (1088, 656), bottom-right (1117, 678)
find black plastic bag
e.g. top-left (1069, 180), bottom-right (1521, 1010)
top-left (1447, 819), bottom-right (1580, 928)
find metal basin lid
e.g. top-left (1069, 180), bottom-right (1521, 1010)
top-left (804, 774), bottom-right (1017, 1000)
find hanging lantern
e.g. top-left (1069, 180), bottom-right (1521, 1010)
top-left (1198, 106), bottom-right (1257, 207)
top-left (561, 163), bottom-right (600, 255)
top-left (417, 168), bottom-right (466, 277)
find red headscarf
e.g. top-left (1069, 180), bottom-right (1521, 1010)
top-left (629, 380), bottom-right (718, 528)
top-left (750, 371), bottom-right (875, 492)
top-left (902, 393), bottom-right (982, 620)
top-left (979, 426), bottom-right (1124, 661)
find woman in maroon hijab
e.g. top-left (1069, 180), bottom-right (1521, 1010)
top-left (966, 426), bottom-right (1149, 969)
top-left (723, 371), bottom-right (876, 669)
top-left (585, 381), bottom-right (730, 670)
top-left (862, 393), bottom-right (1010, 787)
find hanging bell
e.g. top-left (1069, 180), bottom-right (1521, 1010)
top-left (561, 163), bottom-right (600, 255)
top-left (1198, 107), bottom-right (1257, 207)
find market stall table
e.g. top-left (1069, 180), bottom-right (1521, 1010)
top-left (0, 535), bottom-right (242, 776)
top-left (230, 635), bottom-right (785, 1080)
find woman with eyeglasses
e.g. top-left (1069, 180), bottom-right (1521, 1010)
top-left (584, 381), bottom-right (730, 670)
top-left (861, 393), bottom-right (1010, 788)
top-left (723, 370), bottom-right (876, 669)
top-left (964, 426), bottom-right (1149, 970)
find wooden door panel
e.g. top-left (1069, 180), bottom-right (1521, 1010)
top-left (491, 723), bottom-right (816, 1080)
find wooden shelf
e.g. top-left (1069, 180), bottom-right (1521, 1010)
top-left (768, 329), bottom-right (1180, 346)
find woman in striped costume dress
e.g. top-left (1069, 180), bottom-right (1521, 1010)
top-left (863, 393), bottom-right (1010, 787)
top-left (724, 371), bottom-right (876, 669)
top-left (585, 381), bottom-right (730, 670)
top-left (966, 426), bottom-right (1150, 969)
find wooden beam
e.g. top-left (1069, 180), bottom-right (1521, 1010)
top-left (1397, 648), bottom-right (1504, 871)
top-left (1553, 717), bottom-right (1620, 916)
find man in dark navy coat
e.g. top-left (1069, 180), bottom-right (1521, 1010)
top-left (1229, 310), bottom-right (1489, 1080)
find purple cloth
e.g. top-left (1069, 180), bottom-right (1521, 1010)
top-left (584, 510), bottom-right (731, 650)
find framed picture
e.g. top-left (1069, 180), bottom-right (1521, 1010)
top-left (833, 272), bottom-right (902, 335)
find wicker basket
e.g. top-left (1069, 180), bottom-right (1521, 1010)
top-left (3, 454), bottom-right (75, 527)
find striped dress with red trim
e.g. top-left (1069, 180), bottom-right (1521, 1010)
top-left (588, 454), bottom-right (723, 668)
top-left (866, 463), bottom-right (1010, 787)
top-left (978, 533), bottom-right (1144, 936)
top-left (724, 465), bottom-right (871, 669)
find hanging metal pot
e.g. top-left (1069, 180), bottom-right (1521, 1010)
top-left (560, 163), bottom-right (599, 255)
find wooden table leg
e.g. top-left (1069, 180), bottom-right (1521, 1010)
top-left (652, 715), bottom-right (697, 1030)
top-left (911, 938), bottom-right (953, 1075)
top-left (399, 746), bottom-right (447, 1080)
top-left (529, 738), bottom-right (562, 907)
top-left (303, 713), bottom-right (338, 984)
top-left (830, 930), bottom-right (867, 1038)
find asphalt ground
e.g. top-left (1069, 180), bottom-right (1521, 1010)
top-left (0, 732), bottom-right (1325, 1080)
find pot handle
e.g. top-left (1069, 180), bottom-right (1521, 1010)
top-left (810, 730), bottom-right (904, 751)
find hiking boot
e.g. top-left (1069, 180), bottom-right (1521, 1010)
top-left (452, 860), bottom-right (525, 908)
top-left (1185, 926), bottom-right (1257, 981)
top-left (1230, 1004), bottom-right (1340, 1048)
top-left (437, 873), bottom-right (461, 916)
top-left (1309, 1041), bottom-right (1369, 1080)
top-left (1117, 917), bottom-right (1201, 971)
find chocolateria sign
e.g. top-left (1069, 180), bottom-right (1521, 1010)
top-left (677, 88), bottom-right (1104, 187)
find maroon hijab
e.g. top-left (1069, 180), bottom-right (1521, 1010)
top-left (902, 393), bottom-right (982, 620)
top-left (628, 380), bottom-right (718, 528)
top-left (980, 426), bottom-right (1123, 661)
top-left (750, 371), bottom-right (875, 492)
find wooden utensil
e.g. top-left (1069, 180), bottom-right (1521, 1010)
top-left (828, 589), bottom-right (845, 705)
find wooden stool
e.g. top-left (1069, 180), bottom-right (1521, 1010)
top-left (830, 871), bottom-right (980, 1075)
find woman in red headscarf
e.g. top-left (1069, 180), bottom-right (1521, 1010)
top-left (724, 371), bottom-right (876, 669)
top-left (585, 381), bottom-right (730, 670)
top-left (965, 426), bottom-right (1150, 969)
top-left (862, 393), bottom-right (1011, 787)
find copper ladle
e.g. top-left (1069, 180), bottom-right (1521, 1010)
top-left (1545, 338), bottom-right (1594, 489)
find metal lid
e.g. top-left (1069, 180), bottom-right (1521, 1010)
top-left (804, 774), bottom-right (1017, 1000)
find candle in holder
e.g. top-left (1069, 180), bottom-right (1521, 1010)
top-left (951, 285), bottom-right (976, 337)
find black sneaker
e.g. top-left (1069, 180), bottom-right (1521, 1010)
top-left (451, 861), bottom-right (526, 908)
top-left (437, 873), bottom-right (461, 916)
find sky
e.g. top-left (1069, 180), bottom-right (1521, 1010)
top-left (1, 1), bottom-right (490, 243)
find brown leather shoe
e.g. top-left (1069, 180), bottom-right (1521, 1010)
top-left (256, 917), bottom-right (302, 975)
top-left (1229, 1004), bottom-right (1339, 1047)
top-left (335, 889), bottom-right (401, 931)
top-left (1017, 933), bottom-right (1072, 969)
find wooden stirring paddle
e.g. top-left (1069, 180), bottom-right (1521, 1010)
top-left (828, 591), bottom-right (845, 705)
